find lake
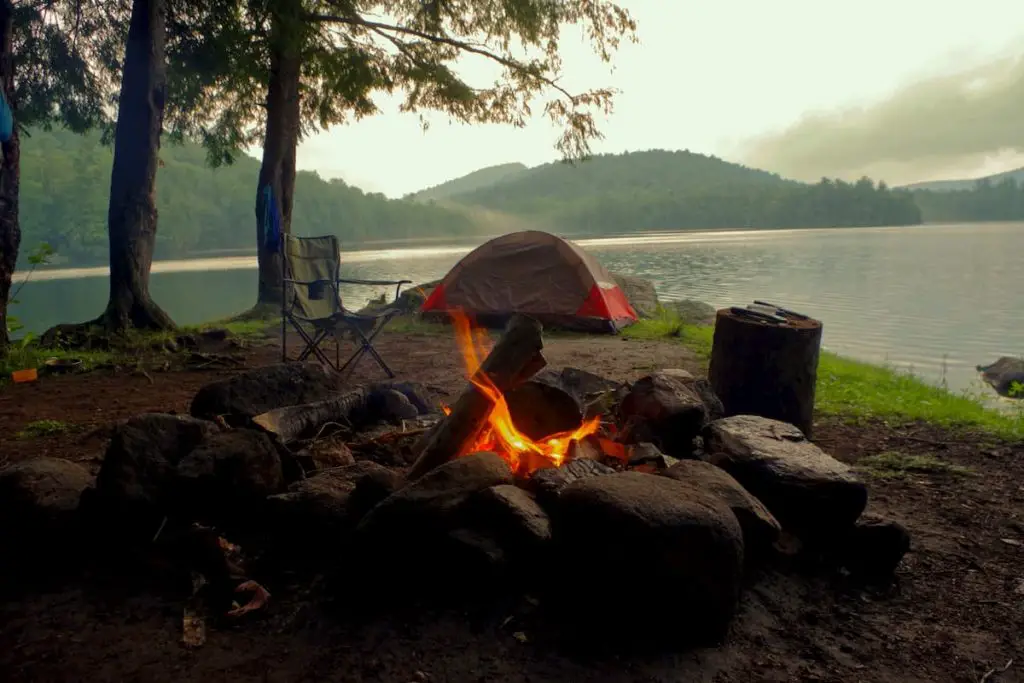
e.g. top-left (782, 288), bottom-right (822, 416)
top-left (12, 222), bottom-right (1023, 395)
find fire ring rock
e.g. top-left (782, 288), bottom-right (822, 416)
top-left (661, 459), bottom-right (781, 561)
top-left (553, 471), bottom-right (744, 643)
top-left (703, 415), bottom-right (868, 543)
top-left (618, 370), bottom-right (721, 457)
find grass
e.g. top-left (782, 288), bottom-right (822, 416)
top-left (856, 451), bottom-right (973, 480)
top-left (625, 309), bottom-right (1024, 441)
top-left (16, 419), bottom-right (75, 439)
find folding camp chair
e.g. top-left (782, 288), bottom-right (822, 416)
top-left (281, 234), bottom-right (412, 378)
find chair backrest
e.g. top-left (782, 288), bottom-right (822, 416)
top-left (283, 234), bottom-right (343, 320)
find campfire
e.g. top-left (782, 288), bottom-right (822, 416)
top-left (410, 312), bottom-right (621, 479)
top-left (441, 311), bottom-right (602, 474)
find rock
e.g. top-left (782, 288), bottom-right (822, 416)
top-left (298, 439), bottom-right (356, 471)
top-left (554, 471), bottom-right (744, 642)
top-left (366, 381), bottom-right (438, 419)
top-left (527, 459), bottom-right (615, 508)
top-left (175, 429), bottom-right (285, 520)
top-left (619, 370), bottom-right (713, 457)
top-left (628, 442), bottom-right (680, 471)
top-left (663, 299), bottom-right (717, 325)
top-left (357, 452), bottom-right (513, 540)
top-left (346, 465), bottom-right (405, 522)
top-left (190, 363), bottom-right (341, 425)
top-left (93, 413), bottom-right (221, 521)
top-left (703, 415), bottom-right (868, 542)
top-left (0, 458), bottom-right (93, 556)
top-left (504, 371), bottom-right (585, 440)
top-left (610, 272), bottom-right (659, 319)
top-left (463, 485), bottom-right (552, 553)
top-left (266, 461), bottom-right (397, 547)
top-left (661, 459), bottom-right (781, 559)
top-left (835, 514), bottom-right (911, 581)
top-left (977, 356), bottom-right (1024, 398)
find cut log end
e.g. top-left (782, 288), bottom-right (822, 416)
top-left (707, 307), bottom-right (823, 438)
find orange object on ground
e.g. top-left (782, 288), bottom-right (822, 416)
top-left (11, 368), bottom-right (38, 383)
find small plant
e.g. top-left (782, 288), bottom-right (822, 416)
top-left (6, 242), bottom-right (55, 338)
top-left (16, 419), bottom-right (74, 439)
top-left (856, 451), bottom-right (972, 480)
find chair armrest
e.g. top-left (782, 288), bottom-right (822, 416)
top-left (337, 278), bottom-right (413, 286)
top-left (284, 277), bottom-right (335, 286)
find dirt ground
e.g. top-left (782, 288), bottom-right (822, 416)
top-left (1, 330), bottom-right (1022, 683)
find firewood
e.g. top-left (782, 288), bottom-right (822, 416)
top-left (408, 315), bottom-right (546, 479)
top-left (252, 388), bottom-right (369, 442)
top-left (707, 307), bottom-right (823, 438)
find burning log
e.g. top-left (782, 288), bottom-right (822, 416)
top-left (408, 315), bottom-right (547, 480)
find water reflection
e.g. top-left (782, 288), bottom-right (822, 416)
top-left (11, 222), bottom-right (1023, 395)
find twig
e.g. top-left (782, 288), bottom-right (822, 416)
top-left (151, 516), bottom-right (169, 543)
top-left (980, 659), bottom-right (1013, 683)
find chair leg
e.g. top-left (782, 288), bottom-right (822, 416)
top-left (338, 318), bottom-right (396, 379)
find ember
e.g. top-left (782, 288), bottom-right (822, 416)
top-left (443, 311), bottom-right (601, 474)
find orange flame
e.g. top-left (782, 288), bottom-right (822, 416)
top-left (445, 310), bottom-right (601, 473)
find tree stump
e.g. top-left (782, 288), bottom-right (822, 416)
top-left (707, 308), bottom-right (823, 438)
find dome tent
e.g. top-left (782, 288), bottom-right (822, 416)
top-left (420, 230), bottom-right (638, 333)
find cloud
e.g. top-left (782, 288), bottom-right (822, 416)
top-left (739, 52), bottom-right (1024, 185)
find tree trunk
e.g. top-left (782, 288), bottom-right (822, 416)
top-left (99, 0), bottom-right (174, 331)
top-left (0, 0), bottom-right (18, 352)
top-left (252, 4), bottom-right (302, 312)
top-left (707, 308), bottom-right (823, 438)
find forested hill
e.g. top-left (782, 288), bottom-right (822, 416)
top-left (20, 127), bottom-right (476, 265)
top-left (423, 150), bottom-right (923, 232)
top-left (901, 167), bottom-right (1024, 192)
top-left (407, 162), bottom-right (528, 202)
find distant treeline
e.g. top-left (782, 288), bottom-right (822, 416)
top-left (913, 178), bottom-right (1024, 223)
top-left (20, 127), bottom-right (477, 264)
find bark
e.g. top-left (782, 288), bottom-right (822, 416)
top-left (707, 308), bottom-right (823, 438)
top-left (99, 0), bottom-right (174, 331)
top-left (253, 5), bottom-right (302, 310)
top-left (0, 0), bottom-right (18, 351)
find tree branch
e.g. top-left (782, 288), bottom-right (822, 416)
top-left (304, 12), bottom-right (577, 102)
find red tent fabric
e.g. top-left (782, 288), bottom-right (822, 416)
top-left (421, 231), bottom-right (638, 333)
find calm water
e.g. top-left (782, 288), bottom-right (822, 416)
top-left (12, 222), bottom-right (1023, 395)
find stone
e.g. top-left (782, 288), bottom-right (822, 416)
top-left (346, 465), bottom-right (405, 523)
top-left (835, 514), bottom-right (911, 581)
top-left (977, 356), bottom-right (1024, 398)
top-left (266, 461), bottom-right (398, 549)
top-left (0, 458), bottom-right (93, 554)
top-left (175, 429), bottom-right (285, 520)
top-left (610, 272), bottom-right (659, 319)
top-left (703, 415), bottom-right (868, 542)
top-left (554, 471), bottom-right (744, 643)
top-left (661, 459), bottom-right (781, 559)
top-left (618, 370), bottom-right (712, 456)
top-left (527, 458), bottom-right (615, 508)
top-left (663, 299), bottom-right (717, 325)
top-left (93, 413), bottom-right (221, 517)
top-left (628, 442), bottom-right (680, 471)
top-left (190, 362), bottom-right (341, 425)
top-left (357, 452), bottom-right (513, 540)
top-left (298, 439), bottom-right (356, 471)
top-left (464, 485), bottom-right (552, 552)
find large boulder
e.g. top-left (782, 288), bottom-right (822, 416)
top-left (0, 458), bottom-right (93, 561)
top-left (663, 299), bottom-right (717, 325)
top-left (175, 429), bottom-right (285, 520)
top-left (190, 363), bottom-right (341, 425)
top-left (610, 272), bottom-right (659, 319)
top-left (91, 413), bottom-right (221, 528)
top-left (833, 513), bottom-right (911, 581)
top-left (661, 459), bottom-right (781, 560)
top-left (527, 458), bottom-right (615, 509)
top-left (618, 369), bottom-right (721, 457)
top-left (703, 415), bottom-right (867, 542)
top-left (553, 471), bottom-right (744, 643)
top-left (461, 484), bottom-right (553, 561)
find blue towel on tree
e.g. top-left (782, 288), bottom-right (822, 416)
top-left (262, 184), bottom-right (282, 252)
top-left (0, 90), bottom-right (13, 143)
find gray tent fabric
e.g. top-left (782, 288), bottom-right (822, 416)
top-left (420, 230), bottom-right (638, 333)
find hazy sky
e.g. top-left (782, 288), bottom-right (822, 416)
top-left (294, 1), bottom-right (1024, 197)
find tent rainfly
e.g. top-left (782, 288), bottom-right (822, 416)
top-left (420, 230), bottom-right (638, 333)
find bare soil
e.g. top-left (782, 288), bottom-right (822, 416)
top-left (1, 331), bottom-right (1022, 683)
